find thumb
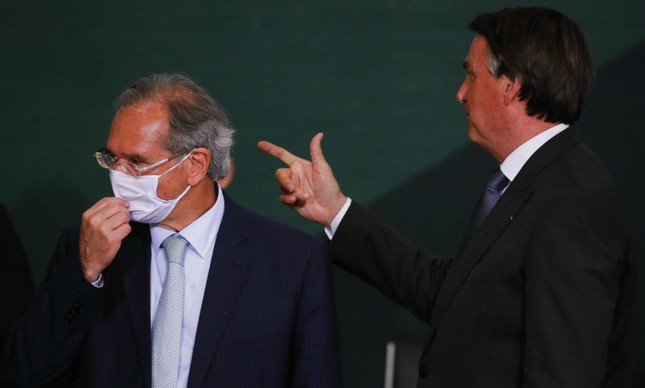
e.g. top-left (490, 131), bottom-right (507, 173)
top-left (310, 132), bottom-right (329, 167)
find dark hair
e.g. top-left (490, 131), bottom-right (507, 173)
top-left (114, 73), bottom-right (235, 181)
top-left (469, 7), bottom-right (594, 124)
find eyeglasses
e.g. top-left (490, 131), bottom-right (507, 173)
top-left (94, 148), bottom-right (186, 176)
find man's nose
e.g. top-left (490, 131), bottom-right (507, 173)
top-left (455, 82), bottom-right (467, 103)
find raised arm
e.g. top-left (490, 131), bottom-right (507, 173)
top-left (257, 132), bottom-right (347, 226)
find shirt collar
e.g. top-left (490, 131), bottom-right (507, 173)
top-left (150, 184), bottom-right (225, 259)
top-left (500, 123), bottom-right (569, 181)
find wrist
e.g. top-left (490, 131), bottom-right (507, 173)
top-left (326, 194), bottom-right (348, 227)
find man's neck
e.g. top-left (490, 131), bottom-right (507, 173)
top-left (158, 181), bottom-right (217, 232)
top-left (495, 116), bottom-right (562, 162)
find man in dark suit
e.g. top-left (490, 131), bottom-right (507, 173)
top-left (9, 74), bottom-right (342, 387)
top-left (258, 7), bottom-right (639, 387)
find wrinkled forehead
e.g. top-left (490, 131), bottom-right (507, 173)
top-left (106, 102), bottom-right (171, 159)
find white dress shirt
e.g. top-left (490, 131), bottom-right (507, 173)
top-left (499, 123), bottom-right (568, 182)
top-left (149, 184), bottom-right (225, 388)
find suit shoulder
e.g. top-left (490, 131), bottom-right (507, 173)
top-left (225, 202), bottom-right (323, 251)
top-left (231, 203), bottom-right (322, 245)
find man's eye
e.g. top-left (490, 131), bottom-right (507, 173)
top-left (128, 159), bottom-right (145, 166)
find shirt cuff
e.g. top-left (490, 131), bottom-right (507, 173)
top-left (324, 197), bottom-right (352, 239)
top-left (90, 273), bottom-right (104, 288)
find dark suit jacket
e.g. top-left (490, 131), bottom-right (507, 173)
top-left (329, 128), bottom-right (639, 387)
top-left (0, 204), bottom-right (35, 387)
top-left (9, 193), bottom-right (342, 387)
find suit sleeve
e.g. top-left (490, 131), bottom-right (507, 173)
top-left (289, 240), bottom-right (343, 387)
top-left (8, 225), bottom-right (100, 386)
top-left (523, 194), bottom-right (636, 387)
top-left (328, 201), bottom-right (451, 322)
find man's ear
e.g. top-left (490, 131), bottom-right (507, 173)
top-left (187, 147), bottom-right (211, 186)
top-left (503, 76), bottom-right (522, 104)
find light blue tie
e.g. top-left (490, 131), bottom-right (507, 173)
top-left (152, 234), bottom-right (187, 388)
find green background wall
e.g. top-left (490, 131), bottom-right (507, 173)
top-left (2, 1), bottom-right (643, 386)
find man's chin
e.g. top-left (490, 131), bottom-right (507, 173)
top-left (467, 127), bottom-right (479, 144)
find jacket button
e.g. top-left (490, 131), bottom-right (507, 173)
top-left (419, 365), bottom-right (428, 378)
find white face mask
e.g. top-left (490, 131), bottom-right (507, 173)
top-left (109, 153), bottom-right (191, 224)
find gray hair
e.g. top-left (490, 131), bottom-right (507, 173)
top-left (114, 73), bottom-right (235, 181)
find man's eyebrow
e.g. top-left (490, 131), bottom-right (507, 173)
top-left (462, 60), bottom-right (470, 70)
top-left (104, 147), bottom-right (146, 162)
top-left (123, 152), bottom-right (147, 162)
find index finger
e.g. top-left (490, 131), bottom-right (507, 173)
top-left (257, 140), bottom-right (299, 166)
top-left (85, 197), bottom-right (129, 217)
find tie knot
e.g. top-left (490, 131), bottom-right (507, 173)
top-left (487, 169), bottom-right (509, 192)
top-left (162, 234), bottom-right (187, 265)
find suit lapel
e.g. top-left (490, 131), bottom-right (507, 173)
top-left (119, 222), bottom-right (153, 388)
top-left (187, 195), bottom-right (255, 388)
top-left (425, 189), bottom-right (532, 343)
top-left (424, 128), bottom-right (582, 344)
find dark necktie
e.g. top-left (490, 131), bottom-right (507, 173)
top-left (465, 168), bottom-right (509, 237)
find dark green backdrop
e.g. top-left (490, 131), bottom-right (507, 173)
top-left (2, 1), bottom-right (644, 386)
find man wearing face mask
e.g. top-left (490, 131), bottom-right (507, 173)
top-left (8, 74), bottom-right (342, 387)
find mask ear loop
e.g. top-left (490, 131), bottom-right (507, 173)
top-left (154, 150), bottom-right (195, 203)
top-left (170, 183), bottom-right (192, 203)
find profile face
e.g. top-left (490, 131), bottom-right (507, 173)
top-left (455, 35), bottom-right (510, 158)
